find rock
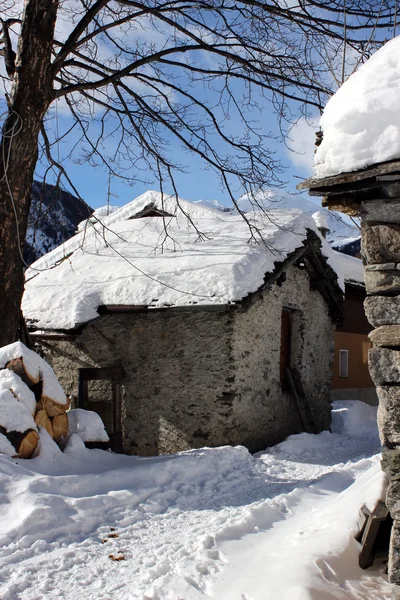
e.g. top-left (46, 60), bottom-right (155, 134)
top-left (369, 347), bottom-right (400, 385)
top-left (392, 584), bottom-right (400, 600)
top-left (370, 326), bottom-right (400, 347)
top-left (382, 450), bottom-right (400, 516)
top-left (365, 296), bottom-right (400, 327)
top-left (362, 222), bottom-right (400, 264)
top-left (387, 479), bottom-right (400, 516)
top-left (390, 520), bottom-right (400, 584)
top-left (361, 199), bottom-right (400, 224)
top-left (378, 387), bottom-right (400, 448)
top-left (382, 449), bottom-right (400, 481)
top-left (365, 269), bottom-right (400, 295)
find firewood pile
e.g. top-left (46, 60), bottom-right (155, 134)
top-left (0, 342), bottom-right (70, 458)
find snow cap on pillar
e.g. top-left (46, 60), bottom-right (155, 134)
top-left (314, 36), bottom-right (400, 178)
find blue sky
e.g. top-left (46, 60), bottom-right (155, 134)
top-left (33, 102), bottom-right (320, 212)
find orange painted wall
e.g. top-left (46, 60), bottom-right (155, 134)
top-left (332, 331), bottom-right (374, 389)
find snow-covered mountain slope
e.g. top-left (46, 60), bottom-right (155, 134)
top-left (332, 236), bottom-right (362, 258)
top-left (25, 181), bottom-right (93, 264)
top-left (237, 188), bottom-right (360, 244)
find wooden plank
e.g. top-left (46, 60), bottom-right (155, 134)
top-left (290, 368), bottom-right (317, 434)
top-left (355, 505), bottom-right (371, 543)
top-left (285, 367), bottom-right (317, 434)
top-left (285, 367), bottom-right (307, 431)
top-left (358, 501), bottom-right (389, 569)
top-left (79, 367), bottom-right (124, 381)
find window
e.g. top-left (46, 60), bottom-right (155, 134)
top-left (78, 367), bottom-right (124, 451)
top-left (339, 350), bottom-right (349, 378)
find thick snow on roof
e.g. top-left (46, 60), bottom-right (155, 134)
top-left (314, 37), bottom-right (400, 178)
top-left (237, 188), bottom-right (358, 243)
top-left (77, 205), bottom-right (119, 231)
top-left (23, 190), bottom-right (340, 331)
top-left (333, 251), bottom-right (364, 287)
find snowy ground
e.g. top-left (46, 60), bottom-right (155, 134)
top-left (0, 402), bottom-right (391, 600)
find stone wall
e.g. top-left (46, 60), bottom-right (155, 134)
top-left (40, 263), bottom-right (334, 456)
top-left (231, 265), bottom-right (334, 452)
top-left (361, 199), bottom-right (400, 598)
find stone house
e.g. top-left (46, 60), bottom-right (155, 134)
top-left (23, 191), bottom-right (343, 456)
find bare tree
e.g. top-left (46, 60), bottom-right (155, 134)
top-left (0, 0), bottom-right (396, 346)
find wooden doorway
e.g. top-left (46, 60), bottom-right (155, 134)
top-left (78, 367), bottom-right (123, 452)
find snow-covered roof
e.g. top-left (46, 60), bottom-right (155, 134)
top-left (332, 251), bottom-right (364, 288)
top-left (237, 188), bottom-right (358, 243)
top-left (23, 190), bottom-right (341, 331)
top-left (77, 205), bottom-right (119, 231)
top-left (314, 37), bottom-right (400, 179)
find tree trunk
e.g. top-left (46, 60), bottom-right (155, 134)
top-left (0, 0), bottom-right (58, 347)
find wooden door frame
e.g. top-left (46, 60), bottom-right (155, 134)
top-left (78, 367), bottom-right (124, 452)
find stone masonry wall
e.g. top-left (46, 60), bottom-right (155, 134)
top-left (41, 310), bottom-right (234, 455)
top-left (362, 199), bottom-right (400, 599)
top-left (231, 265), bottom-right (334, 452)
top-left (41, 263), bottom-right (334, 456)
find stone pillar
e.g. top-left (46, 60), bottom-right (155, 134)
top-left (362, 199), bottom-right (400, 596)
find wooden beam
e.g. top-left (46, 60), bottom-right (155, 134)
top-left (298, 160), bottom-right (400, 191)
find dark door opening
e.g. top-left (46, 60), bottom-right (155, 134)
top-left (78, 367), bottom-right (123, 452)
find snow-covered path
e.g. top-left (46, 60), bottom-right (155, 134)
top-left (0, 402), bottom-right (391, 600)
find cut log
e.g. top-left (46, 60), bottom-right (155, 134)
top-left (17, 429), bottom-right (40, 458)
top-left (37, 395), bottom-right (70, 418)
top-left (34, 409), bottom-right (54, 439)
top-left (52, 413), bottom-right (68, 442)
top-left (4, 428), bottom-right (39, 459)
top-left (4, 357), bottom-right (40, 387)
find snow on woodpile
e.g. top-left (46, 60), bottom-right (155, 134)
top-left (68, 409), bottom-right (109, 443)
top-left (0, 342), bottom-right (71, 458)
top-left (0, 341), bottom-right (66, 407)
top-left (0, 343), bottom-right (110, 459)
top-left (23, 190), bottom-right (341, 331)
top-left (0, 432), bottom-right (16, 457)
top-left (314, 36), bottom-right (400, 178)
top-left (0, 380), bottom-right (37, 434)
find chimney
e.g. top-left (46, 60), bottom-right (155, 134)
top-left (312, 211), bottom-right (330, 239)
